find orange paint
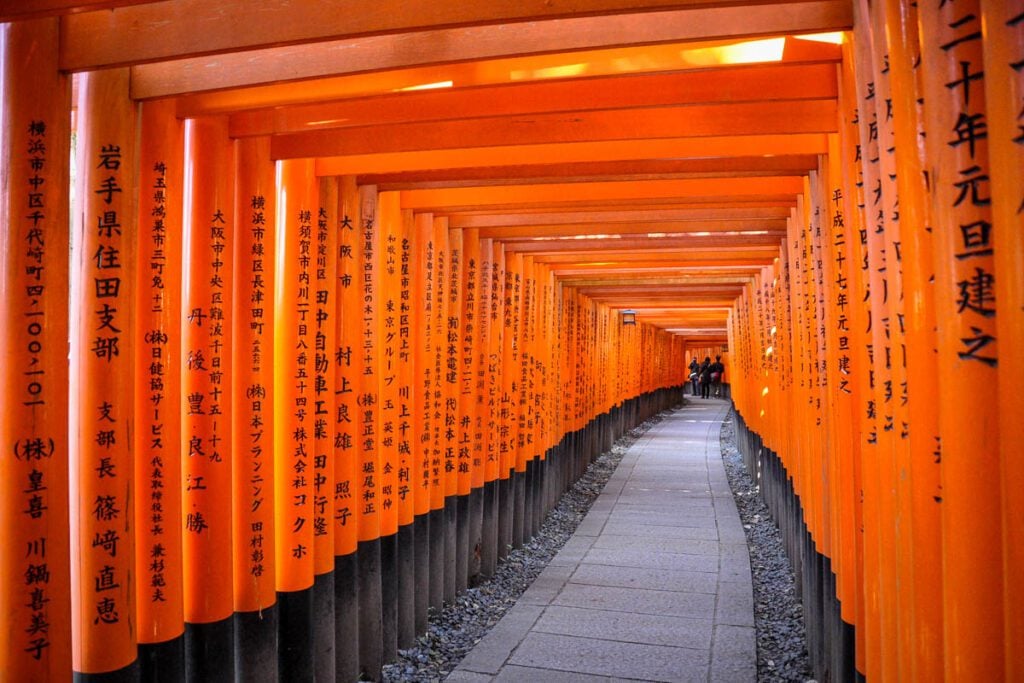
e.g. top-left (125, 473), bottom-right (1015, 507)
top-left (0, 17), bottom-right (72, 679)
top-left (396, 208), bottom-right (417, 528)
top-left (502, 251), bottom-right (524, 479)
top-left (486, 245), bottom-right (507, 485)
top-left (430, 218), bottom-right (450, 509)
top-left (135, 98), bottom-right (185, 643)
top-left (376, 191), bottom-right (403, 537)
top-left (181, 116), bottom-right (234, 625)
top-left (980, 0), bottom-right (1024, 675)
top-left (334, 176), bottom-right (361, 555)
top-left (273, 158), bottom-right (319, 590)
top-left (919, 2), bottom-right (1004, 678)
top-left (412, 212), bottom-right (436, 519)
top-left (445, 224), bottom-right (464, 498)
top-left (459, 230), bottom-right (485, 492)
top-left (71, 68), bottom-right (138, 673)
top-left (886, 0), bottom-right (943, 675)
top-left (231, 136), bottom-right (277, 611)
top-left (357, 185), bottom-right (382, 544)
top-left (313, 177), bottom-right (338, 573)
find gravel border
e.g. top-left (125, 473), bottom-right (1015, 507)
top-left (381, 412), bottom-right (668, 682)
top-left (719, 409), bottom-right (813, 682)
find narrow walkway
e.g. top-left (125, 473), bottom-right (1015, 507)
top-left (449, 399), bottom-right (754, 682)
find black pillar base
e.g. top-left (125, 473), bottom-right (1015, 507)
top-left (313, 571), bottom-right (335, 682)
top-left (334, 552), bottom-right (360, 683)
top-left (523, 459), bottom-right (535, 543)
top-left (73, 660), bottom-right (141, 683)
top-left (139, 635), bottom-right (184, 683)
top-left (497, 476), bottom-right (513, 560)
top-left (397, 523), bottom-right (416, 649)
top-left (468, 487), bottom-right (484, 586)
top-left (413, 515), bottom-right (430, 633)
top-left (455, 493), bottom-right (470, 593)
top-left (512, 469), bottom-right (526, 549)
top-left (357, 538), bottom-right (383, 680)
top-left (428, 507), bottom-right (445, 610)
top-left (277, 586), bottom-right (314, 682)
top-left (380, 532), bottom-right (398, 664)
top-left (481, 480), bottom-right (499, 577)
top-left (184, 614), bottom-right (235, 682)
top-left (234, 606), bottom-right (277, 683)
top-left (443, 498), bottom-right (458, 603)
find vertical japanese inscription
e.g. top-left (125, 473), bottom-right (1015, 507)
top-left (334, 187), bottom-right (359, 551)
top-left (5, 101), bottom-right (70, 671)
top-left (88, 142), bottom-right (130, 633)
top-left (247, 193), bottom-right (270, 579)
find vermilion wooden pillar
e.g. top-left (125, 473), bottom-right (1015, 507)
top-left (0, 18), bottom-right (72, 681)
top-left (394, 208), bottom-right (417, 647)
top-left (71, 67), bottom-right (139, 680)
top-left (333, 175), bottom-right (361, 682)
top-left (919, 2), bottom-right (1004, 678)
top-left (459, 229), bottom-right (484, 583)
top-left (411, 211), bottom-right (434, 633)
top-left (502, 251), bottom-right (525, 550)
top-left (487, 244), bottom-right (508, 566)
top-left (885, 0), bottom-right (943, 677)
top-left (313, 176), bottom-right (339, 680)
top-left (181, 115), bottom-right (234, 680)
top-left (356, 184), bottom-right (384, 677)
top-left (980, 1), bottom-right (1024, 675)
top-left (376, 190), bottom-right (402, 662)
top-left (476, 237), bottom-right (498, 577)
top-left (134, 98), bottom-right (185, 680)
top-left (231, 135), bottom-right (278, 681)
top-left (429, 217), bottom-right (450, 608)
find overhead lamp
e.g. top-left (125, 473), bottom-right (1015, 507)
top-left (621, 309), bottom-right (637, 326)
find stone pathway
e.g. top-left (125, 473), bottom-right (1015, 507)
top-left (448, 398), bottom-right (754, 682)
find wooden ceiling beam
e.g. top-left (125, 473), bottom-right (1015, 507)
top-left (314, 135), bottom-right (829, 175)
top-left (500, 235), bottom-right (783, 252)
top-left (399, 177), bottom-right (803, 210)
top-left (546, 258), bottom-right (773, 273)
top-left (453, 207), bottom-right (792, 228)
top-left (530, 247), bottom-right (778, 263)
top-left (478, 221), bottom-right (786, 239)
top-left (0, 0), bottom-right (158, 21)
top-left (272, 100), bottom-right (836, 159)
top-left (172, 37), bottom-right (841, 114)
top-left (62, 0), bottom-right (851, 73)
top-left (560, 275), bottom-right (756, 286)
top-left (428, 196), bottom-right (798, 214)
top-left (361, 156), bottom-right (820, 190)
top-left (229, 63), bottom-right (837, 137)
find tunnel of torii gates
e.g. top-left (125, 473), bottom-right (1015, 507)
top-left (0, 0), bottom-right (1022, 681)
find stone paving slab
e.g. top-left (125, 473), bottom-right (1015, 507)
top-left (451, 399), bottom-right (754, 682)
top-left (532, 605), bottom-right (714, 650)
top-left (508, 632), bottom-right (709, 683)
top-left (569, 563), bottom-right (719, 595)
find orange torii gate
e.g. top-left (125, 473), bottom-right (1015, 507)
top-left (3, 3), bottom-right (1024, 682)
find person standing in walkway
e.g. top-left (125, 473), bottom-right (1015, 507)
top-left (688, 358), bottom-right (700, 396)
top-left (710, 355), bottom-right (725, 398)
top-left (699, 356), bottom-right (712, 398)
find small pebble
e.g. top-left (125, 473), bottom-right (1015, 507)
top-left (720, 413), bottom-right (813, 682)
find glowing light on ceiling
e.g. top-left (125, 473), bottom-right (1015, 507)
top-left (305, 118), bottom-right (349, 126)
top-left (680, 37), bottom-right (786, 66)
top-left (794, 32), bottom-right (845, 45)
top-left (510, 63), bottom-right (589, 81)
top-left (394, 80), bottom-right (454, 92)
top-left (527, 234), bottom-right (620, 241)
